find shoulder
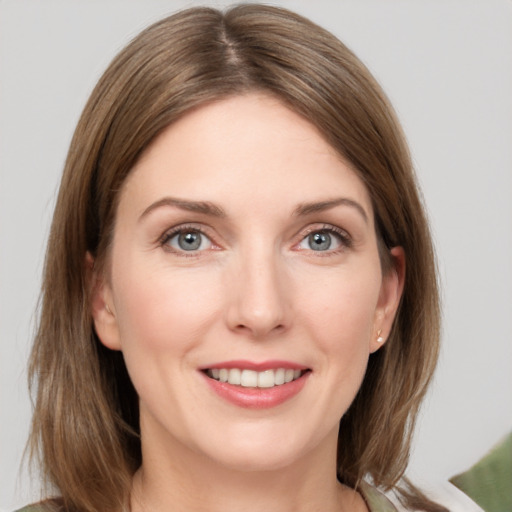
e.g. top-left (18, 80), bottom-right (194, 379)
top-left (14, 500), bottom-right (62, 512)
top-left (450, 431), bottom-right (512, 512)
top-left (14, 507), bottom-right (48, 512)
top-left (359, 482), bottom-right (399, 512)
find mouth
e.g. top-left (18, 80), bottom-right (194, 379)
top-left (204, 368), bottom-right (308, 388)
top-left (200, 360), bottom-right (311, 408)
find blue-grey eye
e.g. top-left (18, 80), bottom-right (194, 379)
top-left (168, 230), bottom-right (211, 252)
top-left (309, 232), bottom-right (331, 251)
top-left (298, 230), bottom-right (342, 251)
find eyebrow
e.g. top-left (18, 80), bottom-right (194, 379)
top-left (293, 198), bottom-right (368, 223)
top-left (139, 197), bottom-right (226, 221)
top-left (139, 196), bottom-right (368, 223)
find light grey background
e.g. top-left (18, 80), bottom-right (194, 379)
top-left (1, 0), bottom-right (511, 510)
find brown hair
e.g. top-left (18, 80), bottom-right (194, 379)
top-left (29, 5), bottom-right (441, 512)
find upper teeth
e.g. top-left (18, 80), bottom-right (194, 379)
top-left (207, 368), bottom-right (302, 388)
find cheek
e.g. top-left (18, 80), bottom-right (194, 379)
top-left (295, 262), bottom-right (382, 388)
top-left (112, 258), bottom-right (222, 354)
top-left (298, 265), bottom-right (381, 341)
top-left (110, 259), bottom-right (225, 418)
top-left (288, 263), bottom-right (382, 431)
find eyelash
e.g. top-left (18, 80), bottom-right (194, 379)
top-left (298, 224), bottom-right (353, 254)
top-left (158, 223), bottom-right (352, 256)
top-left (159, 223), bottom-right (216, 257)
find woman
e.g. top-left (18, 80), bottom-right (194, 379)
top-left (23, 5), bottom-right (444, 512)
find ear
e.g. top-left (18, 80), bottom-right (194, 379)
top-left (86, 252), bottom-right (122, 351)
top-left (370, 246), bottom-right (405, 353)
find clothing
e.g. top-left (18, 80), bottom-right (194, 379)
top-left (450, 431), bottom-right (512, 512)
top-left (15, 507), bottom-right (48, 512)
top-left (360, 483), bottom-right (399, 511)
top-left (15, 485), bottom-right (398, 512)
top-left (15, 505), bottom-right (53, 512)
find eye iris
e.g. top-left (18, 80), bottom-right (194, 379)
top-left (309, 232), bottom-right (331, 251)
top-left (178, 231), bottom-right (201, 251)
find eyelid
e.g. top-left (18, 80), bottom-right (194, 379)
top-left (294, 223), bottom-right (353, 252)
top-left (157, 222), bottom-right (352, 256)
top-left (159, 223), bottom-right (220, 255)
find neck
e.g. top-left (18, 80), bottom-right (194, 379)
top-left (130, 426), bottom-right (367, 512)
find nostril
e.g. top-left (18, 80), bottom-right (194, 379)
top-left (234, 322), bottom-right (285, 337)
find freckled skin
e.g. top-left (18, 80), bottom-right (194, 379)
top-left (92, 93), bottom-right (403, 511)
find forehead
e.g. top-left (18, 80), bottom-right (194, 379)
top-left (121, 93), bottom-right (373, 221)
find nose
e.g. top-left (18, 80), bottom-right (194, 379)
top-left (225, 249), bottom-right (289, 339)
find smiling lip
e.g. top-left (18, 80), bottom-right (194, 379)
top-left (200, 360), bottom-right (311, 409)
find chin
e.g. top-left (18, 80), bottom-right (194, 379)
top-left (207, 447), bottom-right (304, 474)
top-left (194, 423), bottom-right (328, 474)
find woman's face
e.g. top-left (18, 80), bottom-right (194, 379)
top-left (92, 93), bottom-right (403, 473)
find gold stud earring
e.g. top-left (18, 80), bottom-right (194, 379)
top-left (376, 329), bottom-right (384, 343)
